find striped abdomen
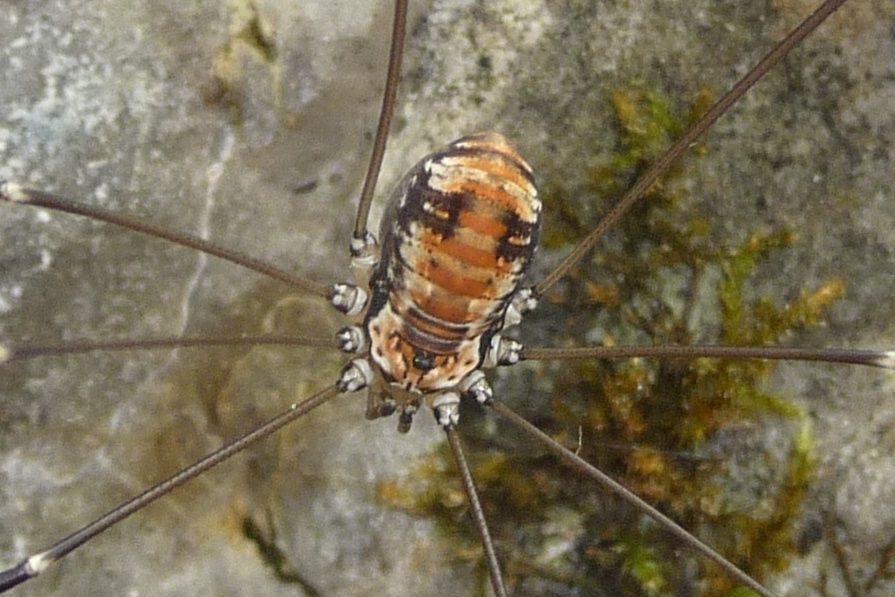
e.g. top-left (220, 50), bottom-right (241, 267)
top-left (366, 132), bottom-right (541, 392)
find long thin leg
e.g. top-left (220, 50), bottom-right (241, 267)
top-left (351, 0), bottom-right (408, 259)
top-left (0, 383), bottom-right (341, 593)
top-left (445, 425), bottom-right (509, 597)
top-left (520, 344), bottom-right (895, 370)
top-left (533, 0), bottom-right (849, 297)
top-left (0, 182), bottom-right (330, 297)
top-left (488, 399), bottom-right (776, 597)
top-left (1, 334), bottom-right (337, 363)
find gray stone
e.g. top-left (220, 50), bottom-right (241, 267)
top-left (0, 1), bottom-right (893, 596)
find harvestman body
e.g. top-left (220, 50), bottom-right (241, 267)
top-left (350, 132), bottom-right (540, 430)
top-left (0, 0), bottom-right (889, 594)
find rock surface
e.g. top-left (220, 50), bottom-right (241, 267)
top-left (0, 1), bottom-right (893, 596)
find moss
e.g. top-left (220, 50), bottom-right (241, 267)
top-left (205, 1), bottom-right (279, 126)
top-left (378, 87), bottom-right (842, 595)
top-left (237, 7), bottom-right (277, 64)
top-left (241, 511), bottom-right (321, 594)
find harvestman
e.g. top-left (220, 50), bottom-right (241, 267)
top-left (0, 0), bottom-right (890, 594)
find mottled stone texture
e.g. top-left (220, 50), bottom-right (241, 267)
top-left (0, 1), bottom-right (893, 596)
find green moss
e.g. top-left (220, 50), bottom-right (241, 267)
top-left (378, 87), bottom-right (842, 595)
top-left (617, 539), bottom-right (668, 596)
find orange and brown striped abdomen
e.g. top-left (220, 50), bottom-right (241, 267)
top-left (365, 132), bottom-right (540, 390)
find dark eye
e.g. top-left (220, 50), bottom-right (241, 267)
top-left (412, 350), bottom-right (435, 371)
